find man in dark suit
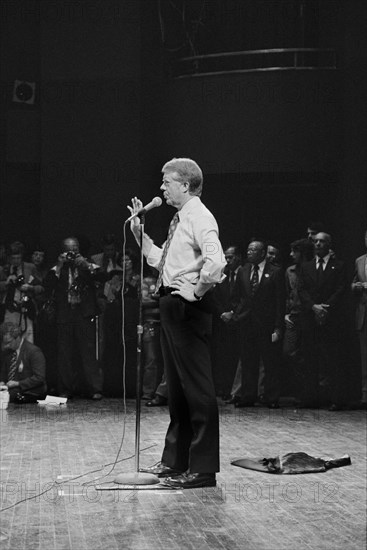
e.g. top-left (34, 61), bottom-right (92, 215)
top-left (224, 240), bottom-right (285, 408)
top-left (351, 229), bottom-right (367, 408)
top-left (211, 245), bottom-right (242, 399)
top-left (46, 237), bottom-right (103, 400)
top-left (0, 322), bottom-right (47, 403)
top-left (298, 232), bottom-right (347, 409)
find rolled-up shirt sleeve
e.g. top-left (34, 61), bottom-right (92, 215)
top-left (193, 216), bottom-right (226, 284)
top-left (144, 197), bottom-right (225, 287)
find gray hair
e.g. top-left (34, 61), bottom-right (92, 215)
top-left (162, 158), bottom-right (203, 196)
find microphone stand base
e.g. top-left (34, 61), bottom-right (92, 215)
top-left (113, 472), bottom-right (160, 485)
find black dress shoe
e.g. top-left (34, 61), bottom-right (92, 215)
top-left (162, 472), bottom-right (216, 489)
top-left (139, 461), bottom-right (183, 478)
top-left (91, 393), bottom-right (103, 401)
top-left (295, 400), bottom-right (318, 409)
top-left (235, 401), bottom-right (255, 408)
top-left (221, 394), bottom-right (231, 402)
top-left (225, 396), bottom-right (240, 405)
top-left (146, 395), bottom-right (168, 407)
top-left (328, 403), bottom-right (342, 411)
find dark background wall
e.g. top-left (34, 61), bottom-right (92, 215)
top-left (38, 0), bottom-right (141, 258)
top-left (1, 0), bottom-right (366, 263)
top-left (138, 0), bottom-right (366, 264)
top-left (0, 0), bottom-right (41, 247)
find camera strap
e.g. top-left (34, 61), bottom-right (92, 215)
top-left (67, 267), bottom-right (82, 305)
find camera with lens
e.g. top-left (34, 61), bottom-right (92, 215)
top-left (20, 294), bottom-right (33, 315)
top-left (10, 274), bottom-right (25, 287)
top-left (64, 251), bottom-right (78, 263)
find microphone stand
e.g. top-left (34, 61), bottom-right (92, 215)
top-left (114, 214), bottom-right (160, 486)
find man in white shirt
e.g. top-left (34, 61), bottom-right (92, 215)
top-left (128, 158), bottom-right (226, 488)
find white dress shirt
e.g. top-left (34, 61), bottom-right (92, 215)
top-left (147, 196), bottom-right (226, 287)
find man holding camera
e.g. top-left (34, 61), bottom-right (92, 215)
top-left (0, 241), bottom-right (43, 343)
top-left (46, 237), bottom-right (103, 400)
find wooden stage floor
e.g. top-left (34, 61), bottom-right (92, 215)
top-left (0, 398), bottom-right (366, 550)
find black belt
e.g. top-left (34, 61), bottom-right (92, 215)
top-left (159, 286), bottom-right (176, 297)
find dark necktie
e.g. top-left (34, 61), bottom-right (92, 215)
top-left (317, 258), bottom-right (324, 282)
top-left (250, 264), bottom-right (259, 295)
top-left (154, 212), bottom-right (180, 294)
top-left (229, 271), bottom-right (235, 293)
top-left (7, 351), bottom-right (18, 381)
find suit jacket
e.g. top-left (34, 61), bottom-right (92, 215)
top-left (352, 254), bottom-right (367, 330)
top-left (298, 256), bottom-right (347, 329)
top-left (0, 339), bottom-right (47, 396)
top-left (45, 264), bottom-right (99, 323)
top-left (211, 267), bottom-right (240, 318)
top-left (232, 261), bottom-right (285, 333)
top-left (0, 261), bottom-right (40, 300)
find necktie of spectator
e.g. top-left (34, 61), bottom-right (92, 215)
top-left (154, 212), bottom-right (180, 294)
top-left (7, 351), bottom-right (18, 381)
top-left (250, 264), bottom-right (259, 295)
top-left (229, 271), bottom-right (235, 293)
top-left (317, 257), bottom-right (324, 282)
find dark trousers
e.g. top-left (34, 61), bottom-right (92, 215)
top-left (160, 294), bottom-right (219, 474)
top-left (57, 312), bottom-right (103, 396)
top-left (155, 373), bottom-right (168, 399)
top-left (358, 318), bottom-right (367, 403)
top-left (142, 322), bottom-right (164, 399)
top-left (240, 324), bottom-right (280, 404)
top-left (211, 318), bottom-right (240, 397)
top-left (283, 314), bottom-right (306, 399)
top-left (301, 323), bottom-right (342, 405)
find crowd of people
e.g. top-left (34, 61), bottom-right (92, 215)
top-left (0, 225), bottom-right (366, 410)
top-left (0, 236), bottom-right (143, 402)
top-left (1, 157), bottom-right (364, 494)
top-left (211, 225), bottom-right (367, 411)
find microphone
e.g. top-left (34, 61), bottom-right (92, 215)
top-left (127, 196), bottom-right (162, 221)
